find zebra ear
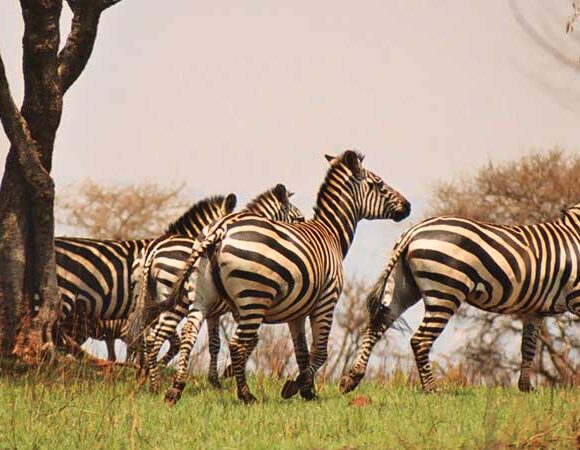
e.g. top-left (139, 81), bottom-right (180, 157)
top-left (343, 150), bottom-right (363, 178)
top-left (325, 154), bottom-right (338, 165)
top-left (273, 184), bottom-right (288, 202)
top-left (224, 193), bottom-right (237, 212)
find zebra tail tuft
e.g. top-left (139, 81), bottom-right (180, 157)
top-left (366, 228), bottom-right (414, 320)
top-left (390, 315), bottom-right (412, 334)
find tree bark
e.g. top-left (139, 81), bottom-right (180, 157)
top-left (0, 0), bottom-right (124, 364)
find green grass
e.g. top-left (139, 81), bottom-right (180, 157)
top-left (0, 366), bottom-right (578, 449)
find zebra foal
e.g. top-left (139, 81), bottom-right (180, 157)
top-left (341, 207), bottom-right (580, 394)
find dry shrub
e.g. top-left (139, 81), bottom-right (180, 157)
top-left (57, 180), bottom-right (190, 239)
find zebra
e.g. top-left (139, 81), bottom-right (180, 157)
top-left (340, 206), bottom-right (580, 394)
top-left (54, 194), bottom-right (237, 358)
top-left (131, 184), bottom-right (304, 392)
top-left (163, 150), bottom-right (410, 404)
top-left (61, 315), bottom-right (129, 361)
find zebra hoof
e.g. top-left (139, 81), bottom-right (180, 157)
top-left (208, 377), bottom-right (222, 390)
top-left (422, 385), bottom-right (439, 394)
top-left (165, 387), bottom-right (182, 406)
top-left (149, 383), bottom-right (160, 395)
top-left (222, 364), bottom-right (234, 378)
top-left (300, 387), bottom-right (317, 401)
top-left (281, 380), bottom-right (299, 399)
top-left (339, 375), bottom-right (359, 394)
top-left (518, 379), bottom-right (534, 393)
top-left (239, 391), bottom-right (257, 404)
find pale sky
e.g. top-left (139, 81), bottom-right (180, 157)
top-left (1, 1), bottom-right (579, 360)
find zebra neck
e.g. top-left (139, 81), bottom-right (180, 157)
top-left (313, 169), bottom-right (359, 258)
top-left (244, 203), bottom-right (276, 220)
top-left (562, 214), bottom-right (580, 238)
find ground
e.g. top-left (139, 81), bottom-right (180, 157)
top-left (0, 364), bottom-right (578, 449)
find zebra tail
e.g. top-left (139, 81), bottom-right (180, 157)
top-left (164, 225), bottom-right (227, 309)
top-left (126, 247), bottom-right (156, 349)
top-left (366, 228), bottom-right (415, 318)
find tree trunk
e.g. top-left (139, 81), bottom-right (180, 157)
top-left (0, 0), bottom-right (124, 365)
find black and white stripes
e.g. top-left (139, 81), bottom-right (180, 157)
top-left (54, 195), bottom-right (237, 354)
top-left (341, 205), bottom-right (580, 394)
top-left (135, 184), bottom-right (304, 391)
top-left (163, 151), bottom-right (410, 404)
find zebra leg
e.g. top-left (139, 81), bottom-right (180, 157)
top-left (135, 336), bottom-right (149, 384)
top-left (341, 261), bottom-right (420, 394)
top-left (518, 314), bottom-right (542, 393)
top-left (410, 298), bottom-right (459, 393)
top-left (159, 331), bottom-right (181, 366)
top-left (144, 328), bottom-right (164, 394)
top-left (206, 315), bottom-right (222, 389)
top-left (149, 323), bottom-right (183, 393)
top-left (105, 338), bottom-right (116, 362)
top-left (296, 308), bottom-right (336, 401)
top-left (340, 306), bottom-right (391, 394)
top-left (281, 318), bottom-right (309, 399)
top-left (147, 304), bottom-right (189, 391)
top-left (229, 332), bottom-right (260, 404)
top-left (229, 307), bottom-right (267, 404)
top-left (165, 309), bottom-right (205, 405)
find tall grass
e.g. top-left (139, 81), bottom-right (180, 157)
top-left (0, 362), bottom-right (578, 449)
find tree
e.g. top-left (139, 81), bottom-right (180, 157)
top-left (508, 0), bottom-right (580, 112)
top-left (57, 180), bottom-right (190, 240)
top-left (426, 149), bottom-right (580, 386)
top-left (0, 0), bottom-right (125, 365)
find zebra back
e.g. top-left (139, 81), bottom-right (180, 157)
top-left (164, 194), bottom-right (237, 237)
top-left (153, 184), bottom-right (304, 313)
top-left (245, 184), bottom-right (304, 223)
top-left (55, 194), bottom-right (238, 352)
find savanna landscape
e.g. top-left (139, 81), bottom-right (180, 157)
top-left (0, 1), bottom-right (579, 449)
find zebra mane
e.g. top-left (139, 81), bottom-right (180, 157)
top-left (313, 150), bottom-right (363, 217)
top-left (164, 195), bottom-right (236, 236)
top-left (244, 184), bottom-right (287, 213)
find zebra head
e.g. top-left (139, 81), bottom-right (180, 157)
top-left (324, 150), bottom-right (411, 222)
top-left (246, 184), bottom-right (305, 223)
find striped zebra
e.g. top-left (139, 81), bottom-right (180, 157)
top-left (54, 194), bottom-right (237, 357)
top-left (61, 315), bottom-right (129, 361)
top-left (340, 207), bottom-right (580, 394)
top-left (163, 150), bottom-right (410, 404)
top-left (131, 184), bottom-right (304, 391)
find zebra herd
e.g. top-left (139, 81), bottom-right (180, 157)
top-left (51, 150), bottom-right (579, 404)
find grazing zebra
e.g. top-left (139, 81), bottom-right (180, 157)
top-left (340, 206), bottom-right (580, 394)
top-left (65, 317), bottom-right (129, 361)
top-left (54, 194), bottom-right (237, 357)
top-left (132, 184), bottom-right (304, 392)
top-left (163, 150), bottom-right (410, 404)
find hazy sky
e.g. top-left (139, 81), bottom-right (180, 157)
top-left (1, 1), bottom-right (579, 357)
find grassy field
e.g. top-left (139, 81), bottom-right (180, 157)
top-left (0, 365), bottom-right (578, 450)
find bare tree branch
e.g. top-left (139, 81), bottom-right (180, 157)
top-left (509, 0), bottom-right (580, 72)
top-left (0, 53), bottom-right (53, 197)
top-left (57, 0), bottom-right (125, 93)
